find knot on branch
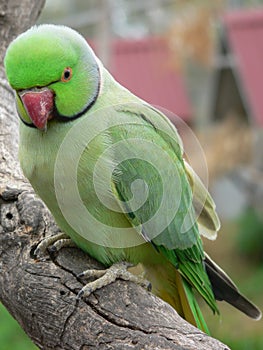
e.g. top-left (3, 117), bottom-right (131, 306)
top-left (0, 186), bottom-right (46, 235)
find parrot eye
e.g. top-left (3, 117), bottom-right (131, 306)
top-left (61, 67), bottom-right (73, 82)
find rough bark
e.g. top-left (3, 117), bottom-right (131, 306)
top-left (0, 1), bottom-right (230, 349)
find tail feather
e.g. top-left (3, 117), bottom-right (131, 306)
top-left (174, 270), bottom-right (197, 328)
top-left (177, 272), bottom-right (210, 334)
top-left (144, 263), bottom-right (211, 333)
top-left (205, 254), bottom-right (262, 320)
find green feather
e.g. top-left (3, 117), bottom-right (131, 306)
top-left (182, 279), bottom-right (210, 334)
top-left (5, 24), bottom-right (261, 334)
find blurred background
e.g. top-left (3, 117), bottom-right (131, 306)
top-left (1, 0), bottom-right (263, 349)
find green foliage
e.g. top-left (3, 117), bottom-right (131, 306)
top-left (0, 303), bottom-right (38, 350)
top-left (223, 335), bottom-right (263, 350)
top-left (237, 207), bottom-right (263, 263)
top-left (203, 219), bottom-right (263, 349)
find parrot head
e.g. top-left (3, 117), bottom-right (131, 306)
top-left (4, 24), bottom-right (100, 131)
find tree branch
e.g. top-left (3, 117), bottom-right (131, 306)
top-left (0, 1), bottom-right (230, 349)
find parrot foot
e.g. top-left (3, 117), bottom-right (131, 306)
top-left (49, 237), bottom-right (76, 253)
top-left (34, 232), bottom-right (76, 257)
top-left (77, 261), bottom-right (151, 299)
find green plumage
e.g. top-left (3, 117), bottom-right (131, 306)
top-left (4, 24), bottom-right (261, 333)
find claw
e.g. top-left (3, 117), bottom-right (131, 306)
top-left (49, 238), bottom-right (76, 253)
top-left (33, 232), bottom-right (73, 258)
top-left (77, 289), bottom-right (85, 300)
top-left (77, 261), bottom-right (151, 299)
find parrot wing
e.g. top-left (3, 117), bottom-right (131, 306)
top-left (112, 102), bottom-right (220, 241)
top-left (184, 161), bottom-right (220, 240)
top-left (107, 102), bottom-right (219, 329)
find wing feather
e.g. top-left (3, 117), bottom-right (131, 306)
top-left (109, 103), bottom-right (218, 314)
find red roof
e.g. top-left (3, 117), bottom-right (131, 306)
top-left (90, 37), bottom-right (192, 123)
top-left (223, 8), bottom-right (263, 126)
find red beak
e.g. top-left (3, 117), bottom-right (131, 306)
top-left (19, 88), bottom-right (54, 130)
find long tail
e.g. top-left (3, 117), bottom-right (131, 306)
top-left (204, 253), bottom-right (262, 320)
top-left (143, 263), bottom-right (211, 333)
top-left (175, 270), bottom-right (210, 333)
top-left (143, 254), bottom-right (261, 335)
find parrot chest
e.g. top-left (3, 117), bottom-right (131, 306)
top-left (18, 124), bottom-right (149, 265)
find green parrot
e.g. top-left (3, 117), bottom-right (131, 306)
top-left (4, 24), bottom-right (261, 333)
